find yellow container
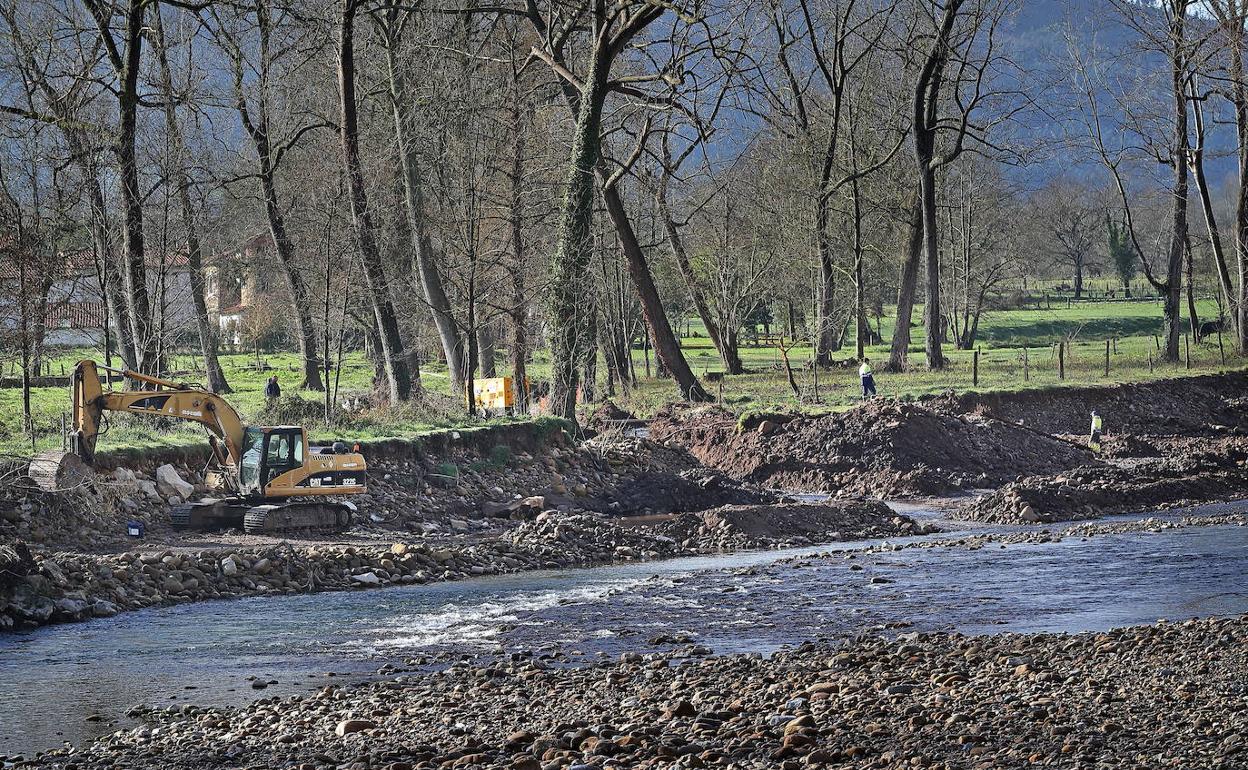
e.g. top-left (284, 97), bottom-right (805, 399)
top-left (467, 377), bottom-right (525, 411)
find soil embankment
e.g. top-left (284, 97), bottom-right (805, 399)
top-left (18, 616), bottom-right (1246, 769)
top-left (653, 371), bottom-right (1248, 524)
top-left (0, 417), bottom-right (919, 632)
top-left (651, 401), bottom-right (1091, 496)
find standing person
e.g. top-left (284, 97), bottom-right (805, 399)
top-left (1089, 410), bottom-right (1103, 452)
top-left (859, 357), bottom-right (877, 399)
top-left (265, 375), bottom-right (281, 402)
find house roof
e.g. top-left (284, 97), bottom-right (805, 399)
top-left (0, 249), bottom-right (190, 280)
top-left (45, 301), bottom-right (105, 329)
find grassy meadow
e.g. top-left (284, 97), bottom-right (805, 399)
top-left (1, 294), bottom-right (1243, 457)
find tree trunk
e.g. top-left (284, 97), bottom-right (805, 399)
top-left (919, 163), bottom-right (944, 369)
top-left (1228, 19), bottom-right (1248, 352)
top-left (887, 194), bottom-right (923, 371)
top-left (1192, 138), bottom-right (1238, 338)
top-left (151, 11), bottom-right (230, 393)
top-left (601, 181), bottom-right (711, 401)
top-left (477, 322), bottom-right (496, 378)
top-left (852, 173), bottom-right (866, 360)
top-left (1158, 11), bottom-right (1188, 363)
top-left (115, 0), bottom-right (157, 373)
top-left (1186, 236), bottom-right (1200, 338)
top-left (338, 0), bottom-right (414, 401)
top-left (545, 47), bottom-right (610, 420)
top-left (383, 25), bottom-right (465, 393)
top-left (507, 95), bottom-right (529, 412)
top-left (229, 3), bottom-right (323, 391)
top-left (1073, 261), bottom-right (1084, 300)
top-left (814, 195), bottom-right (838, 365)
top-left (77, 137), bottom-right (137, 370)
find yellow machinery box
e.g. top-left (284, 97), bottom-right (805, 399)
top-left (467, 377), bottom-right (527, 412)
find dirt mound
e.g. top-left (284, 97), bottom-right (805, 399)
top-left (651, 500), bottom-right (932, 550)
top-left (962, 455), bottom-right (1248, 524)
top-left (651, 401), bottom-right (1092, 497)
top-left (585, 399), bottom-right (638, 431)
top-left (945, 371), bottom-right (1248, 437)
top-left (582, 434), bottom-right (774, 514)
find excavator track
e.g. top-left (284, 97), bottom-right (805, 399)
top-left (243, 502), bottom-right (352, 536)
top-left (170, 499), bottom-right (247, 531)
top-left (27, 451), bottom-right (94, 493)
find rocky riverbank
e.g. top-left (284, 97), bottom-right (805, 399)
top-left (0, 499), bottom-right (917, 633)
top-left (13, 615), bottom-right (1245, 769)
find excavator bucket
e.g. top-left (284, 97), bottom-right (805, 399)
top-left (27, 450), bottom-right (95, 493)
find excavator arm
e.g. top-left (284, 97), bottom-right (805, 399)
top-left (70, 360), bottom-right (247, 467)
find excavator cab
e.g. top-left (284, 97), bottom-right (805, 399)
top-left (238, 426), bottom-right (305, 496)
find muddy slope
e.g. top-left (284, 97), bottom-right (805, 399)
top-left (651, 401), bottom-right (1092, 497)
top-left (946, 371), bottom-right (1248, 436)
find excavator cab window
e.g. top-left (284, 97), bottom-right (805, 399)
top-left (239, 427), bottom-right (264, 494)
top-left (262, 429), bottom-right (303, 486)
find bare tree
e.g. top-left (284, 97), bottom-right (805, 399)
top-left (150, 7), bottom-right (230, 392)
top-left (373, 5), bottom-right (467, 394)
top-left (337, 0), bottom-right (415, 401)
top-left (904, 0), bottom-right (1016, 370)
top-left (521, 0), bottom-right (709, 419)
top-left (207, 1), bottom-right (328, 391)
top-left (1034, 177), bottom-right (1100, 300)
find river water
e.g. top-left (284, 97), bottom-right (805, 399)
top-left (2, 508), bottom-right (1246, 757)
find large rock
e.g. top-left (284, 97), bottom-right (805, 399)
top-left (335, 719), bottom-right (375, 736)
top-left (154, 465), bottom-right (194, 500)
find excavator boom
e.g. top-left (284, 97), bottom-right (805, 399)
top-left (70, 360), bottom-right (246, 466)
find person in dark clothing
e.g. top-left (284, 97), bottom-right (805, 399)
top-left (264, 375), bottom-right (281, 401)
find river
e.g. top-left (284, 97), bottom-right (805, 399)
top-left (1, 507), bottom-right (1246, 758)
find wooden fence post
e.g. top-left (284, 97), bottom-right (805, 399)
top-left (1148, 352), bottom-right (1154, 373)
top-left (973, 348), bottom-right (980, 387)
top-left (1103, 339), bottom-right (1110, 377)
top-left (1218, 327), bottom-right (1226, 365)
top-left (1058, 340), bottom-right (1065, 380)
top-left (1023, 346), bottom-right (1029, 382)
top-left (1185, 334), bottom-right (1191, 370)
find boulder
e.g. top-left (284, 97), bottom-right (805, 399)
top-left (154, 465), bottom-right (194, 500)
top-left (335, 719), bottom-right (376, 736)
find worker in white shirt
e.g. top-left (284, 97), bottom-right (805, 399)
top-left (859, 357), bottom-right (877, 398)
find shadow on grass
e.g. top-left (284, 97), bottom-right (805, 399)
top-left (981, 315), bottom-right (1169, 347)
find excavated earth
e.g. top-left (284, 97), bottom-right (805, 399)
top-left (652, 371), bottom-right (1248, 523)
top-left (650, 401), bottom-right (1092, 497)
top-left (0, 420), bottom-right (920, 633)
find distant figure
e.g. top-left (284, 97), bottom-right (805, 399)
top-left (1089, 410), bottom-right (1103, 452)
top-left (1198, 318), bottom-right (1224, 341)
top-left (264, 375), bottom-right (281, 401)
top-left (859, 357), bottom-right (877, 399)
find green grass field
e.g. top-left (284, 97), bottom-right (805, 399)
top-left (1, 295), bottom-right (1241, 456)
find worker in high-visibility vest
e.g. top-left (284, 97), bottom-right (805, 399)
top-left (859, 357), bottom-right (877, 399)
top-left (1089, 410), bottom-right (1103, 452)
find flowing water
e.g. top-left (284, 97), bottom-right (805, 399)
top-left (2, 506), bottom-right (1246, 757)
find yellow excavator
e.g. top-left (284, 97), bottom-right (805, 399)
top-left (28, 360), bottom-right (367, 535)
